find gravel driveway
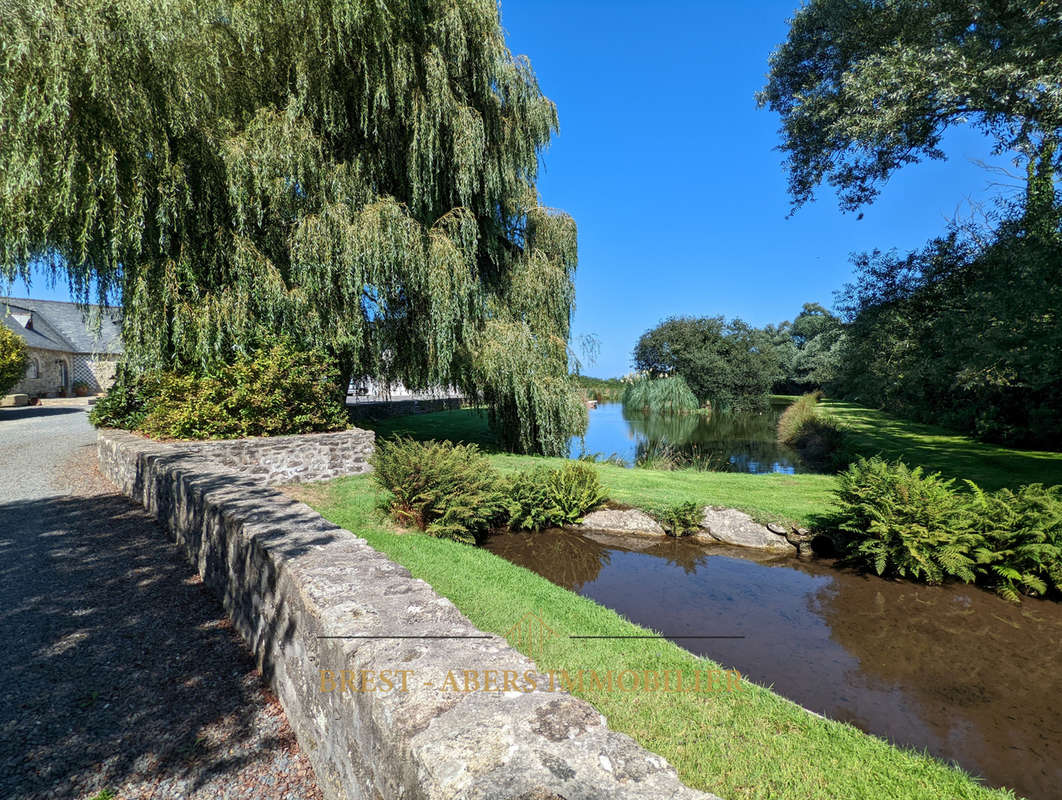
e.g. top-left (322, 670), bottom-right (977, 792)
top-left (0, 403), bottom-right (323, 800)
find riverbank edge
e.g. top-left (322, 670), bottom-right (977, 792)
top-left (306, 471), bottom-right (1017, 800)
top-left (95, 428), bottom-right (715, 800)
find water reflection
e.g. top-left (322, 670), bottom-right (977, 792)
top-left (570, 402), bottom-right (807, 473)
top-left (485, 529), bottom-right (1062, 799)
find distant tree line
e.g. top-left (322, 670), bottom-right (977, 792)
top-left (630, 304), bottom-right (844, 412)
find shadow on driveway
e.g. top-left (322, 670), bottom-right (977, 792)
top-left (0, 476), bottom-right (322, 799)
top-left (0, 406), bottom-right (90, 422)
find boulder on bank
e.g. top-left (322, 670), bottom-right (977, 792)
top-left (694, 507), bottom-right (797, 554)
top-left (577, 508), bottom-right (665, 536)
top-left (574, 506), bottom-right (803, 555)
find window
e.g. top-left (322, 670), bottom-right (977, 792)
top-left (27, 358), bottom-right (39, 379)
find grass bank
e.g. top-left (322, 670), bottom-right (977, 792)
top-left (300, 474), bottom-right (1013, 800)
top-left (360, 407), bottom-right (835, 525)
top-left (823, 401), bottom-right (1062, 491)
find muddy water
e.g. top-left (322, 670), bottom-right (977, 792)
top-left (485, 529), bottom-right (1062, 799)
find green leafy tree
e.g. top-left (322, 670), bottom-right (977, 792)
top-left (763, 1), bottom-right (1062, 445)
top-left (0, 324), bottom-right (29, 395)
top-left (0, 0), bottom-right (584, 455)
top-left (789, 303), bottom-right (844, 390)
top-left (835, 197), bottom-right (1062, 447)
top-left (759, 0), bottom-right (1062, 211)
top-left (632, 316), bottom-right (782, 410)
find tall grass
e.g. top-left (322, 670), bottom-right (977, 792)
top-left (778, 392), bottom-right (850, 471)
top-left (622, 375), bottom-right (699, 414)
top-left (777, 392), bottom-right (821, 445)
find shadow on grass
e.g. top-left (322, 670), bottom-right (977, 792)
top-left (353, 406), bottom-right (503, 452)
top-left (825, 401), bottom-right (1062, 491)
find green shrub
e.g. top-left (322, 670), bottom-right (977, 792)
top-left (650, 501), bottom-right (703, 537)
top-left (622, 375), bottom-right (699, 414)
top-left (506, 468), bottom-right (563, 532)
top-left (89, 366), bottom-right (163, 430)
top-left (370, 437), bottom-right (506, 544)
top-left (969, 482), bottom-right (1062, 601)
top-left (830, 457), bottom-right (978, 584)
top-left (506, 462), bottom-right (607, 531)
top-left (92, 342), bottom-right (347, 438)
top-left (546, 462), bottom-right (607, 525)
top-left (0, 323), bottom-right (29, 395)
top-left (828, 456), bottom-right (1062, 601)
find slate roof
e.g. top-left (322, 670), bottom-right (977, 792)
top-left (0, 297), bottom-right (123, 355)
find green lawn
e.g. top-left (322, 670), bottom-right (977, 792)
top-left (362, 403), bottom-right (1062, 507)
top-left (824, 401), bottom-right (1062, 491)
top-left (301, 474), bottom-right (1015, 800)
top-left (359, 407), bottom-right (835, 525)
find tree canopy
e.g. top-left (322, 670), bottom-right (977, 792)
top-left (759, 0), bottom-right (1062, 211)
top-left (632, 316), bottom-right (782, 411)
top-left (834, 195), bottom-right (1062, 447)
top-left (0, 0), bottom-right (585, 454)
top-left (762, 0), bottom-right (1062, 448)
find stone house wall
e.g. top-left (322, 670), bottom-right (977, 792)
top-left (9, 349), bottom-right (119, 397)
top-left (72, 353), bottom-right (120, 393)
top-left (11, 347), bottom-right (71, 397)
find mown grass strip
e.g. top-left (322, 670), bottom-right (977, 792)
top-left (823, 401), bottom-right (1062, 491)
top-left (305, 475), bottom-right (1015, 800)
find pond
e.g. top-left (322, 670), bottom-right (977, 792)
top-left (485, 529), bottom-right (1062, 800)
top-left (569, 401), bottom-right (808, 473)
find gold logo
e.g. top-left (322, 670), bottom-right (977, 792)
top-left (506, 611), bottom-right (556, 658)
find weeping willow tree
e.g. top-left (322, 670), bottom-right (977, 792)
top-left (0, 0), bottom-right (586, 454)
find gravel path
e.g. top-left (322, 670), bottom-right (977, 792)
top-left (0, 404), bottom-right (323, 800)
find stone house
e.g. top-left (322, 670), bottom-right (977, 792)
top-left (2, 297), bottom-right (123, 397)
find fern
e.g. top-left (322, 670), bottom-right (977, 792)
top-left (506, 462), bottom-right (607, 531)
top-left (370, 438), bottom-right (507, 544)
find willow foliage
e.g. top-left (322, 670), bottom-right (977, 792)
top-left (0, 0), bottom-right (584, 454)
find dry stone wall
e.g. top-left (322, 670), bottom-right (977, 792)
top-left (174, 428), bottom-right (375, 484)
top-left (96, 429), bottom-right (717, 800)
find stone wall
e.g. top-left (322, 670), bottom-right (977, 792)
top-left (12, 347), bottom-right (69, 397)
top-left (72, 353), bottom-right (120, 393)
top-left (174, 428), bottom-right (376, 484)
top-left (97, 429), bottom-right (714, 800)
top-left (346, 396), bottom-right (463, 421)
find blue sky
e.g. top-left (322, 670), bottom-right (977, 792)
top-left (502, 0), bottom-right (1017, 377)
top-left (11, 1), bottom-right (1019, 378)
